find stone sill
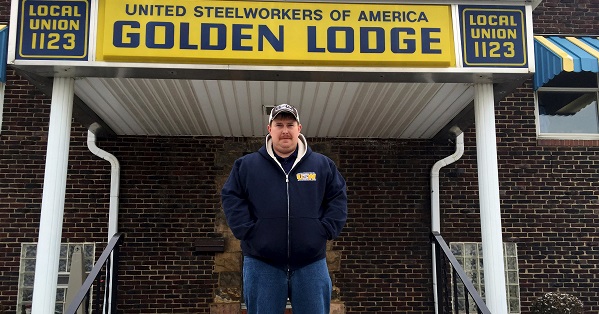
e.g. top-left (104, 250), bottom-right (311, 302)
top-left (537, 139), bottom-right (599, 147)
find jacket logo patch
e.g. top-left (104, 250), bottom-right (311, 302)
top-left (297, 172), bottom-right (317, 181)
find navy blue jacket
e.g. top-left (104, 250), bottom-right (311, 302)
top-left (221, 135), bottom-right (347, 270)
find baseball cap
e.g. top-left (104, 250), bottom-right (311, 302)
top-left (269, 104), bottom-right (300, 124)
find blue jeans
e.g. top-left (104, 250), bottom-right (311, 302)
top-left (243, 256), bottom-right (332, 314)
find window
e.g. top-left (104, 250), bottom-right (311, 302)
top-left (450, 242), bottom-right (521, 314)
top-left (536, 72), bottom-right (599, 138)
top-left (17, 243), bottom-right (96, 314)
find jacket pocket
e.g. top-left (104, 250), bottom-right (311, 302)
top-left (290, 218), bottom-right (327, 262)
top-left (245, 218), bottom-right (288, 262)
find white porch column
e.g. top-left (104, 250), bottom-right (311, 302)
top-left (474, 83), bottom-right (508, 314)
top-left (32, 77), bottom-right (75, 314)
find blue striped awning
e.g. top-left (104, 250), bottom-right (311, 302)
top-left (534, 36), bottom-right (599, 90)
top-left (0, 25), bottom-right (8, 83)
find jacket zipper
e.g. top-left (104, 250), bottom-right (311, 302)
top-left (285, 174), bottom-right (290, 270)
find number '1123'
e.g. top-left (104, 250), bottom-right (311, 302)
top-left (473, 41), bottom-right (515, 58)
top-left (31, 32), bottom-right (76, 50)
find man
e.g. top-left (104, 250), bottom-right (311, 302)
top-left (221, 104), bottom-right (348, 314)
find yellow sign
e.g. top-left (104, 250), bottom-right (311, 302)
top-left (97, 0), bottom-right (455, 67)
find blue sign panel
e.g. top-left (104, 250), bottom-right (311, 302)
top-left (1, 25), bottom-right (7, 82)
top-left (17, 0), bottom-right (89, 60)
top-left (459, 5), bottom-right (527, 67)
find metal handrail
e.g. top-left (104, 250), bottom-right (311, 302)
top-left (431, 232), bottom-right (491, 314)
top-left (66, 233), bottom-right (125, 314)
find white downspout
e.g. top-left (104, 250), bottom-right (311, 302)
top-left (86, 130), bottom-right (120, 313)
top-left (87, 130), bottom-right (120, 239)
top-left (431, 126), bottom-right (464, 314)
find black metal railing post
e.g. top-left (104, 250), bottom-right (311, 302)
top-left (434, 243), bottom-right (445, 314)
top-left (452, 268), bottom-right (458, 314)
top-left (110, 242), bottom-right (120, 314)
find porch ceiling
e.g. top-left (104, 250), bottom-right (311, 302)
top-left (74, 78), bottom-right (474, 139)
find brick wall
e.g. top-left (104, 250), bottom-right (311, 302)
top-left (331, 139), bottom-right (444, 313)
top-left (99, 136), bottom-right (223, 312)
top-left (0, 0), bottom-right (9, 24)
top-left (533, 0), bottom-right (599, 35)
top-left (1, 0), bottom-right (598, 313)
